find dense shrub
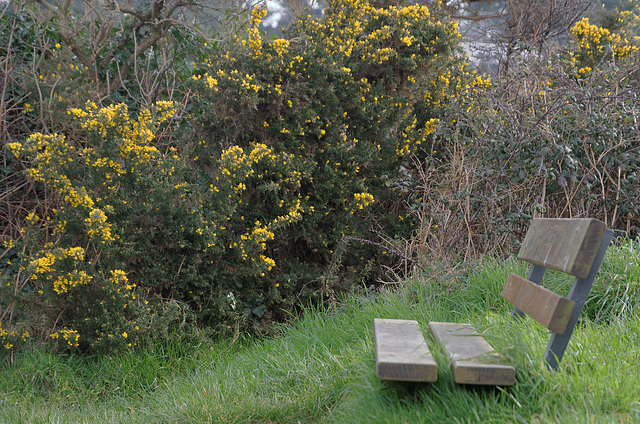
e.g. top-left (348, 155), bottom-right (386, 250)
top-left (1, 0), bottom-right (486, 352)
top-left (186, 0), bottom-right (488, 323)
top-left (0, 3), bottom-right (214, 255)
top-left (5, 104), bottom-right (185, 351)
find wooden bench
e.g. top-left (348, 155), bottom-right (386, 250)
top-left (373, 218), bottom-right (613, 385)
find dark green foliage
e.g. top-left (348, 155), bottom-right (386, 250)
top-left (425, 12), bottom-right (640, 258)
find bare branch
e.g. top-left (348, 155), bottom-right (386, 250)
top-left (28, 0), bottom-right (203, 96)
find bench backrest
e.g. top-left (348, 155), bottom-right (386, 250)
top-left (517, 218), bottom-right (606, 278)
top-left (500, 218), bottom-right (613, 369)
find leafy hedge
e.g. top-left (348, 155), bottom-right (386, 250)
top-left (425, 7), bottom-right (640, 256)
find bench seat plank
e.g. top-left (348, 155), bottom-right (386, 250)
top-left (502, 273), bottom-right (575, 334)
top-left (374, 318), bottom-right (437, 382)
top-left (517, 218), bottom-right (606, 278)
top-left (428, 322), bottom-right (515, 386)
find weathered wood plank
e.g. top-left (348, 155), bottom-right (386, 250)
top-left (517, 218), bottom-right (606, 278)
top-left (502, 273), bottom-right (575, 334)
top-left (374, 319), bottom-right (438, 382)
top-left (428, 322), bottom-right (515, 386)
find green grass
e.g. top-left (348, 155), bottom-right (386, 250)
top-left (1, 239), bottom-right (639, 423)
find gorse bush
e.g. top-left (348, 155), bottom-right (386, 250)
top-left (4, 99), bottom-right (316, 350)
top-left (0, 3), bottom-right (214, 259)
top-left (2, 0), bottom-right (486, 352)
top-left (5, 103), bottom-right (186, 351)
top-left (569, 6), bottom-right (639, 72)
top-left (188, 0), bottom-right (487, 321)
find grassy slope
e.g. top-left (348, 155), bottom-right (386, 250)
top-left (1, 240), bottom-right (639, 423)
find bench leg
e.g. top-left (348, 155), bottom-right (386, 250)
top-left (544, 229), bottom-right (614, 370)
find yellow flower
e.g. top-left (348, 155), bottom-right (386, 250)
top-left (353, 192), bottom-right (374, 209)
top-left (272, 38), bottom-right (290, 56)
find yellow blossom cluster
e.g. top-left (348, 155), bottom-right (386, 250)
top-left (110, 270), bottom-right (136, 300)
top-left (239, 198), bottom-right (305, 275)
top-left (245, 7), bottom-right (268, 57)
top-left (1, 327), bottom-right (30, 350)
top-left (50, 328), bottom-right (80, 347)
top-left (570, 15), bottom-right (640, 74)
top-left (52, 270), bottom-right (93, 294)
top-left (85, 208), bottom-right (116, 243)
top-left (218, 143), bottom-right (292, 187)
top-left (29, 247), bottom-right (85, 275)
top-left (27, 246), bottom-right (92, 294)
top-left (272, 38), bottom-right (290, 56)
top-left (192, 73), bottom-right (219, 90)
top-left (353, 192), bottom-right (374, 209)
top-left (572, 18), bottom-right (610, 51)
top-left (200, 69), bottom-right (262, 98)
top-left (239, 222), bottom-right (275, 260)
top-left (396, 117), bottom-right (439, 156)
top-left (10, 133), bottom-right (95, 209)
top-left (68, 102), bottom-right (176, 163)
